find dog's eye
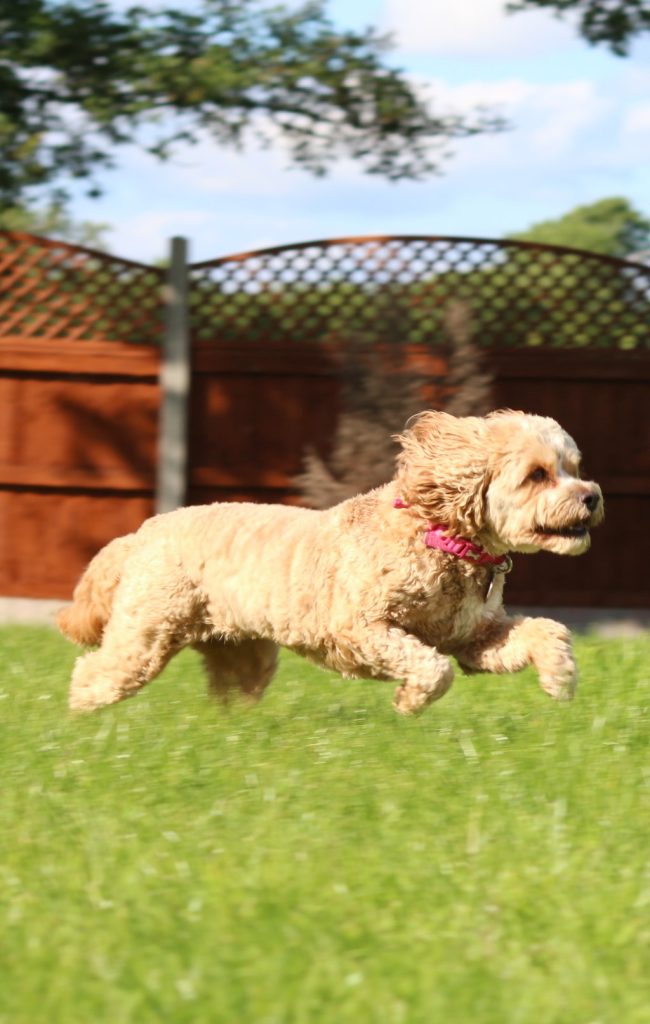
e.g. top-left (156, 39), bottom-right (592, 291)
top-left (528, 467), bottom-right (549, 483)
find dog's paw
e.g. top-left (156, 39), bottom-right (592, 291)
top-left (393, 683), bottom-right (430, 715)
top-left (69, 689), bottom-right (101, 713)
top-left (68, 666), bottom-right (126, 713)
top-left (535, 621), bottom-right (577, 701)
top-left (392, 661), bottom-right (454, 715)
top-left (69, 683), bottom-right (120, 713)
top-left (393, 683), bottom-right (437, 715)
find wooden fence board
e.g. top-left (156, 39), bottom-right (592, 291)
top-left (0, 490), bottom-right (154, 599)
top-left (0, 333), bottom-right (160, 598)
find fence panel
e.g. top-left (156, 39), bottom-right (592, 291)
top-left (188, 342), bottom-right (341, 505)
top-left (0, 233), bottom-right (163, 597)
top-left (490, 348), bottom-right (650, 607)
top-left (0, 340), bottom-right (160, 597)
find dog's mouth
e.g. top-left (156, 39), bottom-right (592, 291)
top-left (535, 522), bottom-right (590, 540)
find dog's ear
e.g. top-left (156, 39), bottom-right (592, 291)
top-left (395, 411), bottom-right (490, 535)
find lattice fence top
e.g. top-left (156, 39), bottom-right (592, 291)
top-left (2, 231), bottom-right (649, 348)
top-left (190, 235), bottom-right (650, 349)
top-left (0, 232), bottom-right (164, 343)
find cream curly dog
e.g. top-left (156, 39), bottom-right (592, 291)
top-left (59, 410), bottom-right (603, 714)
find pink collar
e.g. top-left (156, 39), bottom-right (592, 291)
top-left (423, 525), bottom-right (512, 570)
top-left (393, 497), bottom-right (512, 572)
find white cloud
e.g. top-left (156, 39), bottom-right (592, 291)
top-left (519, 81), bottom-right (611, 156)
top-left (423, 76), bottom-right (610, 162)
top-left (379, 0), bottom-right (577, 57)
top-left (622, 101), bottom-right (650, 136)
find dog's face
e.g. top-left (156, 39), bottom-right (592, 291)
top-left (396, 410), bottom-right (603, 555)
top-left (481, 412), bottom-right (603, 555)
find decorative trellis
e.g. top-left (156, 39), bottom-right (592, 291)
top-left (189, 235), bottom-right (650, 349)
top-left (1, 231), bottom-right (649, 349)
top-left (0, 232), bottom-right (164, 343)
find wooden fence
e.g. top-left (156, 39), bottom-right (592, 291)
top-left (1, 231), bottom-right (649, 606)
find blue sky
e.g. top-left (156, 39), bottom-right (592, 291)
top-left (69, 0), bottom-right (650, 263)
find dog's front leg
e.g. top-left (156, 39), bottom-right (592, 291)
top-left (350, 623), bottom-right (455, 715)
top-left (456, 615), bottom-right (577, 701)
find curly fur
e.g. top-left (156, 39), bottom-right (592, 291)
top-left (57, 534), bottom-right (135, 646)
top-left (60, 409), bottom-right (603, 714)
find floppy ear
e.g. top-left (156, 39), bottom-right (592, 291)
top-left (395, 411), bottom-right (490, 535)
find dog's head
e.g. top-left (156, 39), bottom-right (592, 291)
top-left (396, 409), bottom-right (603, 555)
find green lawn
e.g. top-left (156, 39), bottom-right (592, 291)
top-left (1, 626), bottom-right (649, 1024)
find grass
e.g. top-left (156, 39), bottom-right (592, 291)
top-left (1, 626), bottom-right (649, 1024)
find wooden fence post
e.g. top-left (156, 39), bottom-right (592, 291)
top-left (156, 236), bottom-right (190, 514)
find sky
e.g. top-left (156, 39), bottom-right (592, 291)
top-left (68, 0), bottom-right (650, 264)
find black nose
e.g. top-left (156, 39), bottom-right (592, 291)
top-left (583, 491), bottom-right (599, 512)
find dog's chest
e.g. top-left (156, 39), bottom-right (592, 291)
top-left (388, 556), bottom-right (504, 646)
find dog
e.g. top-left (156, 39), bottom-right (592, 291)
top-left (59, 410), bottom-right (603, 715)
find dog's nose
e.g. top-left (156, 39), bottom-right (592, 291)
top-left (582, 490), bottom-right (600, 513)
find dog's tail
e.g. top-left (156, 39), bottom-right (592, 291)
top-left (57, 533), bottom-right (135, 646)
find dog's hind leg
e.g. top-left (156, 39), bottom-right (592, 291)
top-left (193, 638), bottom-right (279, 705)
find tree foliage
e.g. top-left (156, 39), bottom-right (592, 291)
top-left (0, 0), bottom-right (502, 205)
top-left (507, 0), bottom-right (650, 55)
top-left (508, 197), bottom-right (650, 258)
top-left (0, 202), bottom-right (110, 248)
